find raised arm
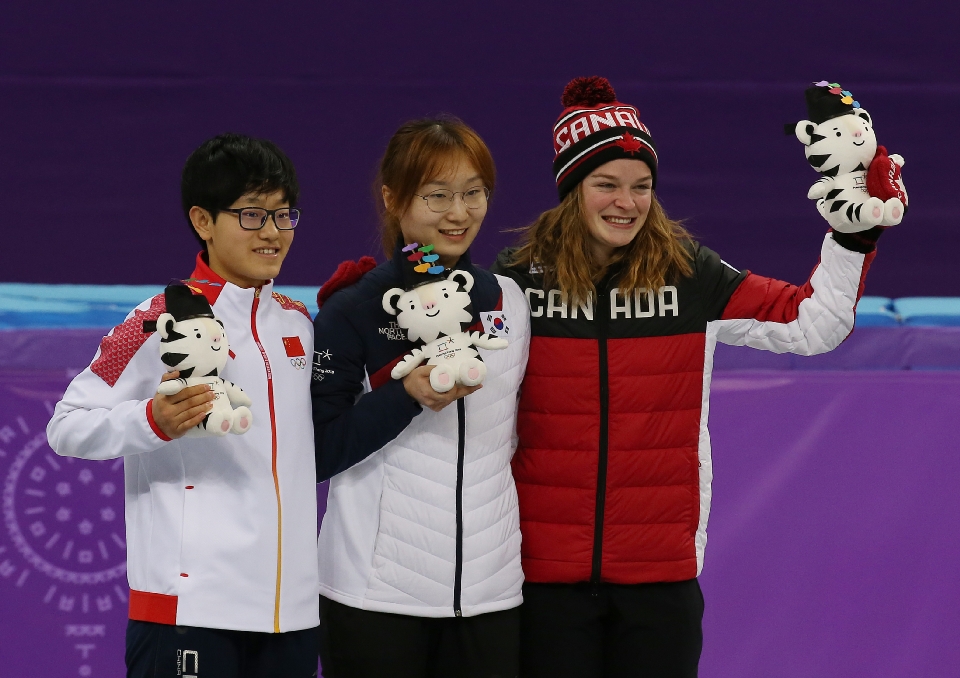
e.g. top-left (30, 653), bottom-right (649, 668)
top-left (710, 229), bottom-right (879, 354)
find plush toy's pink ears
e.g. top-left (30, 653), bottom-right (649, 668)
top-left (318, 256), bottom-right (377, 309)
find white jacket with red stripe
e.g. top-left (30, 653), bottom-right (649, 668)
top-left (46, 255), bottom-right (319, 633)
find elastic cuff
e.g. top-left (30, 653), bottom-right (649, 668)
top-left (145, 399), bottom-right (172, 441)
top-left (830, 226), bottom-right (884, 254)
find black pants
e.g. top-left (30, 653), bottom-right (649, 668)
top-left (317, 595), bottom-right (520, 678)
top-left (520, 579), bottom-right (704, 678)
top-left (126, 619), bottom-right (318, 678)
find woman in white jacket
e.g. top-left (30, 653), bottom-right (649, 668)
top-left (310, 118), bottom-right (529, 677)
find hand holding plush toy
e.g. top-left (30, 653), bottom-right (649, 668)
top-left (145, 283), bottom-right (253, 437)
top-left (382, 243), bottom-right (508, 394)
top-left (790, 81), bottom-right (908, 233)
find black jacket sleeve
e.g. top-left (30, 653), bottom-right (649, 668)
top-left (311, 292), bottom-right (422, 482)
top-left (694, 243), bottom-right (749, 322)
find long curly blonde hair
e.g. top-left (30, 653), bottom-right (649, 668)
top-left (510, 186), bottom-right (693, 304)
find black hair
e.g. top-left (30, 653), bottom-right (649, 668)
top-left (180, 133), bottom-right (300, 248)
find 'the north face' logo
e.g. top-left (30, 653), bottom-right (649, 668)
top-left (378, 322), bottom-right (407, 341)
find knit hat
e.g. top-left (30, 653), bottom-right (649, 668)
top-left (553, 76), bottom-right (658, 200)
top-left (783, 81), bottom-right (862, 134)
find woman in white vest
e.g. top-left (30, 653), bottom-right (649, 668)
top-left (310, 118), bottom-right (530, 677)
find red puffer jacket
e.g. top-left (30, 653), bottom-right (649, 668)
top-left (492, 232), bottom-right (875, 584)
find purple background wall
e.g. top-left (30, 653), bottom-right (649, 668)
top-left (3, 4), bottom-right (960, 676)
top-left (2, 1), bottom-right (959, 295)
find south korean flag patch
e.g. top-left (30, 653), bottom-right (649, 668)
top-left (481, 311), bottom-right (510, 339)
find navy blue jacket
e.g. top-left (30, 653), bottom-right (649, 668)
top-left (311, 248), bottom-right (504, 481)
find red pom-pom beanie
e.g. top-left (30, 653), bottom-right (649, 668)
top-left (553, 76), bottom-right (658, 200)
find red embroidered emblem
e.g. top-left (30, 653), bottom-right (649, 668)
top-left (282, 336), bottom-right (305, 357)
top-left (615, 132), bottom-right (644, 155)
top-left (91, 294), bottom-right (166, 387)
top-left (272, 292), bottom-right (311, 320)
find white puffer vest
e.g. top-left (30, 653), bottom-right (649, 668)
top-left (317, 276), bottom-right (530, 617)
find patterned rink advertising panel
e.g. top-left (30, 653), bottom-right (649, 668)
top-left (0, 368), bottom-right (128, 677)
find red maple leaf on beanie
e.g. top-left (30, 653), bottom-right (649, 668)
top-left (615, 132), bottom-right (644, 154)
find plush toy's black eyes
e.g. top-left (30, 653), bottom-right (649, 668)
top-left (196, 333), bottom-right (202, 338)
top-left (443, 293), bottom-right (449, 298)
top-left (836, 131), bottom-right (842, 137)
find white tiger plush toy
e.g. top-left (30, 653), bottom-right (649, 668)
top-left (382, 253), bottom-right (508, 393)
top-left (148, 284), bottom-right (253, 437)
top-left (792, 81), bottom-right (906, 233)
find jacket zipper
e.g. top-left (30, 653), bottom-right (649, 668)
top-left (591, 289), bottom-right (610, 586)
top-left (252, 287), bottom-right (283, 633)
top-left (454, 398), bottom-right (466, 616)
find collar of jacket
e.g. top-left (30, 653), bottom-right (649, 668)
top-left (596, 259), bottom-right (627, 292)
top-left (185, 251), bottom-right (273, 309)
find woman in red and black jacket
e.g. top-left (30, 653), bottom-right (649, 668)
top-left (491, 77), bottom-right (884, 677)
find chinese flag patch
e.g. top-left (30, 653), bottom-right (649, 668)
top-left (282, 336), bottom-right (305, 357)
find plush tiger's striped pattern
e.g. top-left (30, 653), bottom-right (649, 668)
top-left (795, 108), bottom-right (904, 233)
top-left (154, 313), bottom-right (253, 437)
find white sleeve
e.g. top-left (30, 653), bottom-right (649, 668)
top-left (46, 297), bottom-right (172, 460)
top-left (710, 233), bottom-right (872, 355)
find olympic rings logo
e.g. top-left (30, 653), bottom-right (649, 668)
top-left (290, 357), bottom-right (307, 370)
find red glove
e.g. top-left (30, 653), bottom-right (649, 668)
top-left (867, 146), bottom-right (908, 208)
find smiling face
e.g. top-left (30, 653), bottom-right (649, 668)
top-left (190, 189), bottom-right (294, 288)
top-left (580, 158), bottom-right (653, 265)
top-left (801, 109), bottom-right (877, 175)
top-left (158, 316), bottom-right (230, 378)
top-left (387, 159), bottom-right (487, 269)
top-left (390, 278), bottom-right (474, 343)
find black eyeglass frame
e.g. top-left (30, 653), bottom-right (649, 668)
top-left (413, 187), bottom-right (490, 213)
top-left (220, 207), bottom-right (301, 231)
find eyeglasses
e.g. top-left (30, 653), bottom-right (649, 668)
top-left (221, 207), bottom-right (301, 230)
top-left (414, 187), bottom-right (490, 213)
